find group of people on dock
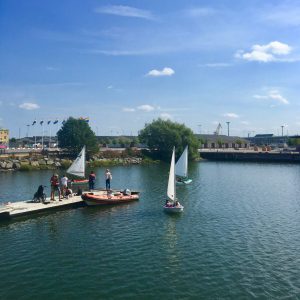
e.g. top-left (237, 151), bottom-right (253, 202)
top-left (50, 174), bottom-right (73, 201)
top-left (50, 169), bottom-right (113, 201)
top-left (88, 169), bottom-right (112, 190)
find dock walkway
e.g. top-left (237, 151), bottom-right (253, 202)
top-left (0, 196), bottom-right (85, 221)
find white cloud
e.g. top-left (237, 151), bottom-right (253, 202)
top-left (123, 107), bottom-right (135, 112)
top-left (241, 121), bottom-right (250, 125)
top-left (253, 90), bottom-right (289, 105)
top-left (236, 41), bottom-right (292, 62)
top-left (202, 63), bottom-right (231, 67)
top-left (146, 67), bottom-right (175, 77)
top-left (160, 113), bottom-right (172, 120)
top-left (19, 102), bottom-right (40, 110)
top-left (95, 5), bottom-right (154, 20)
top-left (223, 113), bottom-right (239, 118)
top-left (137, 104), bottom-right (155, 112)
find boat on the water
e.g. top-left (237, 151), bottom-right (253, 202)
top-left (164, 147), bottom-right (184, 213)
top-left (67, 146), bottom-right (89, 186)
top-left (71, 179), bottom-right (89, 185)
top-left (175, 145), bottom-right (192, 185)
top-left (82, 190), bottom-right (140, 206)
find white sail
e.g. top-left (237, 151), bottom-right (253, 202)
top-left (67, 146), bottom-right (86, 178)
top-left (167, 147), bottom-right (176, 202)
top-left (175, 146), bottom-right (188, 178)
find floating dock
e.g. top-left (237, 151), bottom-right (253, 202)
top-left (0, 196), bottom-right (86, 221)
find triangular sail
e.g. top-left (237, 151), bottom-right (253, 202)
top-left (167, 147), bottom-right (176, 202)
top-left (175, 146), bottom-right (188, 178)
top-left (67, 146), bottom-right (86, 178)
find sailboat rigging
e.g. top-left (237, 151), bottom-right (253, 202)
top-left (67, 146), bottom-right (89, 185)
top-left (175, 145), bottom-right (193, 185)
top-left (164, 147), bottom-right (184, 213)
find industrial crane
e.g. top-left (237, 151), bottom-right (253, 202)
top-left (214, 123), bottom-right (222, 135)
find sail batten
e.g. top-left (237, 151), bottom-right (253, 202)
top-left (67, 146), bottom-right (86, 178)
top-left (175, 146), bottom-right (188, 178)
top-left (167, 147), bottom-right (176, 202)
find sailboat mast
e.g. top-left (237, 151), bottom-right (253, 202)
top-left (83, 145), bottom-right (86, 178)
top-left (173, 147), bottom-right (176, 202)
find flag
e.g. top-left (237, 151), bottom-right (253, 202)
top-left (53, 120), bottom-right (58, 124)
top-left (40, 121), bottom-right (44, 125)
top-left (47, 120), bottom-right (51, 125)
top-left (32, 120), bottom-right (36, 126)
top-left (79, 117), bottom-right (89, 123)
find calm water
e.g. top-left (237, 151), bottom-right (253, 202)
top-left (1, 162), bottom-right (300, 299)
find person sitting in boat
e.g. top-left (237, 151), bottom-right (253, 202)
top-left (165, 199), bottom-right (172, 207)
top-left (176, 176), bottom-right (183, 183)
top-left (174, 200), bottom-right (181, 207)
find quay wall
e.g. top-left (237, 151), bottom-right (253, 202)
top-left (200, 151), bottom-right (300, 163)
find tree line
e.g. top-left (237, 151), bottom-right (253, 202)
top-left (57, 117), bottom-right (200, 161)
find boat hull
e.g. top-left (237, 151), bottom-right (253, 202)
top-left (71, 179), bottom-right (89, 185)
top-left (163, 205), bottom-right (184, 213)
top-left (176, 178), bottom-right (193, 185)
top-left (82, 191), bottom-right (139, 206)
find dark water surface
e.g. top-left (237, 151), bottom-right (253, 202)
top-left (1, 162), bottom-right (300, 299)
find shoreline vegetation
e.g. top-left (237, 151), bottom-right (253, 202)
top-left (0, 149), bottom-right (160, 172)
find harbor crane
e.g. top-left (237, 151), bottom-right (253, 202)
top-left (214, 123), bottom-right (222, 135)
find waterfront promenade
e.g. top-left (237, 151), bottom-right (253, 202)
top-left (200, 149), bottom-right (300, 163)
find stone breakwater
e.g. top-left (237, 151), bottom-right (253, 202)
top-left (0, 156), bottom-right (143, 171)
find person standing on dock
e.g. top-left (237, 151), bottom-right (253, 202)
top-left (105, 169), bottom-right (112, 190)
top-left (50, 174), bottom-right (61, 201)
top-left (60, 174), bottom-right (68, 198)
top-left (89, 171), bottom-right (96, 191)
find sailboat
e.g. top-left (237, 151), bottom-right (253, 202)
top-left (164, 147), bottom-right (184, 213)
top-left (67, 146), bottom-right (89, 185)
top-left (175, 145), bottom-right (193, 185)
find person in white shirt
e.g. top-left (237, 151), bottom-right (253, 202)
top-left (105, 169), bottom-right (112, 190)
top-left (60, 174), bottom-right (69, 198)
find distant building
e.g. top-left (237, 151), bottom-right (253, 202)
top-left (197, 134), bottom-right (250, 149)
top-left (246, 134), bottom-right (289, 146)
top-left (0, 129), bottom-right (9, 145)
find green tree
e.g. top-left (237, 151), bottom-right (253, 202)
top-left (289, 138), bottom-right (300, 146)
top-left (138, 118), bottom-right (199, 161)
top-left (217, 138), bottom-right (224, 148)
top-left (235, 139), bottom-right (243, 147)
top-left (57, 117), bottom-right (98, 156)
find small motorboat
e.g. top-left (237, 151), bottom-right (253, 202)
top-left (82, 189), bottom-right (140, 206)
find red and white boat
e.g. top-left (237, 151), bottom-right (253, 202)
top-left (82, 190), bottom-right (140, 206)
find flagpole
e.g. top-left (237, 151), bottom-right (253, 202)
top-left (49, 122), bottom-right (51, 149)
top-left (42, 122), bottom-right (44, 149)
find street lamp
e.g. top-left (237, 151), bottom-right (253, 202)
top-left (226, 122), bottom-right (230, 136)
top-left (198, 124), bottom-right (202, 134)
top-left (281, 125), bottom-right (284, 137)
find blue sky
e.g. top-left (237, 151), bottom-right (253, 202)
top-left (1, 0), bottom-right (300, 138)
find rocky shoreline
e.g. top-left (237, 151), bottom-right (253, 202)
top-left (0, 156), bottom-right (143, 171)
